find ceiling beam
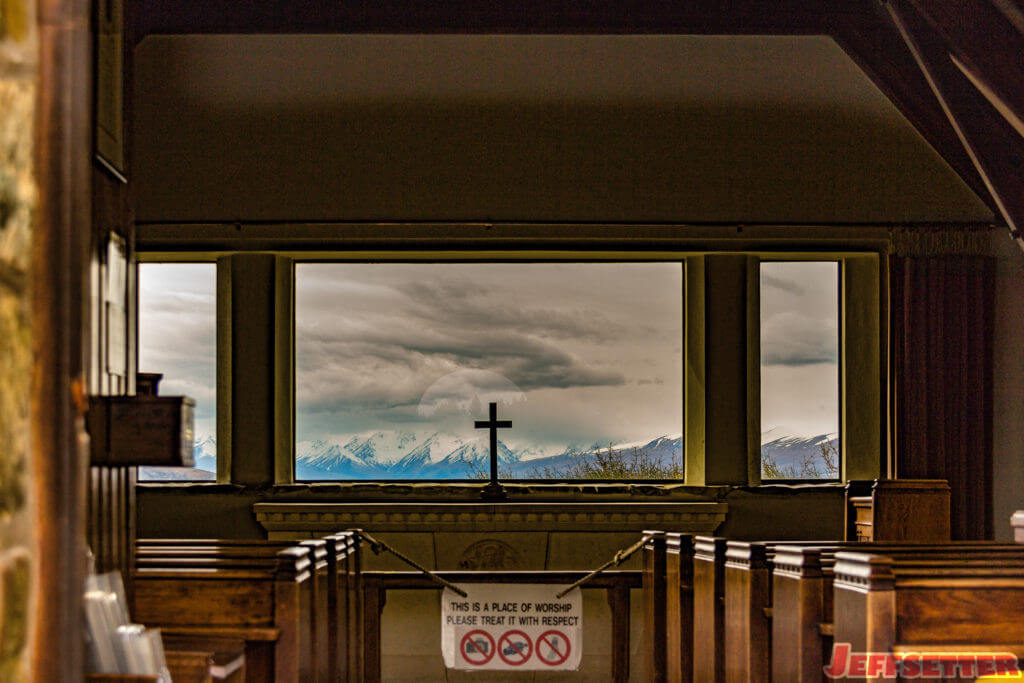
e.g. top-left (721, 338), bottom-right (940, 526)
top-left (885, 0), bottom-right (1024, 243)
top-left (905, 0), bottom-right (1024, 140)
top-left (828, 3), bottom-right (998, 216)
top-left (132, 0), bottom-right (840, 41)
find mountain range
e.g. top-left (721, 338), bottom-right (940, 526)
top-left (293, 431), bottom-right (677, 480)
top-left (140, 429), bottom-right (837, 481)
top-left (760, 430), bottom-right (839, 478)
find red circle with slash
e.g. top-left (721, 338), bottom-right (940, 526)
top-left (460, 630), bottom-right (495, 665)
top-left (536, 629), bottom-right (571, 666)
top-left (497, 630), bottom-right (532, 666)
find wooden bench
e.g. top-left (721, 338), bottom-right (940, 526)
top-left (769, 542), bottom-right (1024, 682)
top-left (132, 532), bottom-right (363, 682)
top-left (714, 539), bottom-right (1024, 682)
top-left (832, 551), bottom-right (1024, 680)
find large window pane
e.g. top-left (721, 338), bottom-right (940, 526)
top-left (295, 262), bottom-right (683, 480)
top-left (760, 261), bottom-right (839, 479)
top-left (138, 263), bottom-right (217, 481)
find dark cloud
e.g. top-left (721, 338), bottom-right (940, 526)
top-left (761, 274), bottom-right (806, 297)
top-left (761, 311), bottom-right (838, 366)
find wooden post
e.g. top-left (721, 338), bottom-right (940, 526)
top-left (693, 537), bottom-right (727, 682)
top-left (771, 546), bottom-right (825, 682)
top-left (300, 539), bottom-right (329, 682)
top-left (606, 582), bottom-right (631, 682)
top-left (666, 533), bottom-right (694, 682)
top-left (642, 530), bottom-right (668, 681)
top-left (275, 547), bottom-right (312, 682)
top-left (831, 553), bottom-right (896, 682)
top-left (723, 542), bottom-right (771, 682)
top-left (362, 575), bottom-right (383, 683)
top-left (350, 531), bottom-right (365, 681)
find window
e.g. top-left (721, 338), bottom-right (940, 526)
top-left (759, 261), bottom-right (840, 480)
top-left (131, 243), bottom-right (881, 488)
top-left (137, 263), bottom-right (217, 482)
top-left (293, 262), bottom-right (684, 480)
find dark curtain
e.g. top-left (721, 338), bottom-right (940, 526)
top-left (891, 255), bottom-right (995, 539)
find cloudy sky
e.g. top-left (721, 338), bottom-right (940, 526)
top-left (136, 260), bottom-right (839, 463)
top-left (138, 263), bottom-right (218, 441)
top-left (760, 260), bottom-right (839, 439)
top-left (295, 262), bottom-right (683, 454)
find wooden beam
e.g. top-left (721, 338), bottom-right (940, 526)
top-left (34, 0), bottom-right (93, 677)
top-left (829, 3), bottom-right (999, 216)
top-left (132, 0), bottom-right (840, 41)
top-left (906, 0), bottom-right (1024, 140)
top-left (886, 0), bottom-right (1024, 244)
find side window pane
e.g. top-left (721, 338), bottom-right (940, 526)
top-left (760, 261), bottom-right (839, 480)
top-left (295, 263), bottom-right (683, 480)
top-left (138, 263), bottom-right (217, 481)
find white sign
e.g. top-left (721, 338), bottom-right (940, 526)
top-left (441, 584), bottom-right (582, 671)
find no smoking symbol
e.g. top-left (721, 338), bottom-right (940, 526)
top-left (460, 630), bottom-right (495, 666)
top-left (536, 630), bottom-right (571, 666)
top-left (497, 630), bottom-right (532, 666)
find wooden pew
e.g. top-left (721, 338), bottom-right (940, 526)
top-left (133, 547), bottom-right (313, 682)
top-left (666, 533), bottom-right (694, 683)
top-left (133, 533), bottom-right (365, 682)
top-left (770, 543), bottom-right (1024, 682)
top-left (693, 536), bottom-right (728, 683)
top-left (323, 532), bottom-right (363, 682)
top-left (722, 540), bottom-right (1024, 682)
top-left (832, 551), bottom-right (1024, 681)
top-left (642, 531), bottom-right (668, 682)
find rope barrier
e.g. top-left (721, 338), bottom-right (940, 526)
top-left (555, 533), bottom-right (653, 599)
top-left (351, 529), bottom-right (651, 600)
top-left (353, 529), bottom-right (469, 598)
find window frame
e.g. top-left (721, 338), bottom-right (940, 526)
top-left (135, 253), bottom-right (232, 484)
top-left (283, 252), bottom-right (693, 485)
top-left (756, 257), bottom-right (843, 483)
top-left (134, 234), bottom-right (885, 491)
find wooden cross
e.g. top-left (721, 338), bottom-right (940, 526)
top-left (475, 402), bottom-right (511, 501)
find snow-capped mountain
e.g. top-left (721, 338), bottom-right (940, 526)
top-left (424, 437), bottom-right (518, 479)
top-left (506, 435), bottom-right (682, 477)
top-left (339, 430), bottom-right (419, 465)
top-left (296, 438), bottom-right (379, 479)
top-left (760, 431), bottom-right (838, 478)
top-left (148, 431), bottom-right (687, 481)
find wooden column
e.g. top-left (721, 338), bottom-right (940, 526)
top-left (33, 0), bottom-right (93, 677)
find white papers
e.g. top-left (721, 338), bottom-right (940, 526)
top-left (83, 570), bottom-right (170, 681)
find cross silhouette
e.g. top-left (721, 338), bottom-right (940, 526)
top-left (475, 402), bottom-right (512, 500)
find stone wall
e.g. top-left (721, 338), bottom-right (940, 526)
top-left (0, 0), bottom-right (36, 678)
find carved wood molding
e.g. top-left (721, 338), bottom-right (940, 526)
top-left (254, 501), bottom-right (728, 535)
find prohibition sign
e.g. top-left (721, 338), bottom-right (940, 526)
top-left (536, 629), bottom-right (571, 666)
top-left (497, 630), bottom-right (532, 666)
top-left (460, 630), bottom-right (495, 666)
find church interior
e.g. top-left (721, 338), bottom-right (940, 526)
top-left (3, 0), bottom-right (1024, 680)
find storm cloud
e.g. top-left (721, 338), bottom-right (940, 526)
top-left (295, 262), bottom-right (683, 447)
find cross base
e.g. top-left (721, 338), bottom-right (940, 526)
top-left (480, 481), bottom-right (508, 501)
